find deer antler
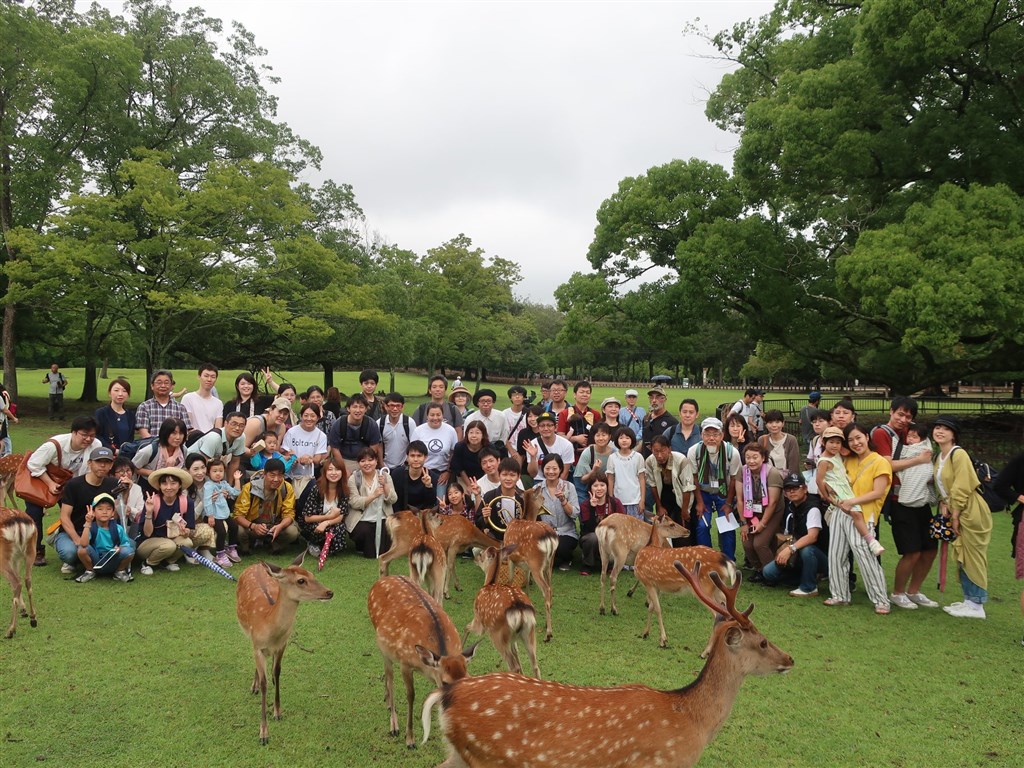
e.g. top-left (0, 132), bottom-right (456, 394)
top-left (673, 561), bottom-right (753, 627)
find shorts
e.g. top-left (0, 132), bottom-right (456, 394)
top-left (889, 501), bottom-right (938, 555)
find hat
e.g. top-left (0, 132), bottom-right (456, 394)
top-left (932, 416), bottom-right (961, 440)
top-left (601, 396), bottom-right (621, 409)
top-left (271, 396), bottom-right (292, 411)
top-left (473, 388), bottom-right (497, 406)
top-left (91, 492), bottom-right (117, 508)
top-left (808, 391), bottom-right (821, 402)
top-left (782, 473), bottom-right (806, 489)
top-left (624, 389), bottom-right (639, 398)
top-left (508, 385), bottom-right (527, 397)
top-left (701, 417), bottom-right (724, 432)
top-left (821, 426), bottom-right (845, 440)
top-left (147, 466), bottom-right (193, 490)
top-left (448, 386), bottom-right (471, 402)
top-left (647, 385), bottom-right (667, 397)
top-left (536, 411), bottom-right (556, 424)
top-left (90, 447), bottom-right (115, 462)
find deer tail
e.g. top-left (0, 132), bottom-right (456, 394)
top-left (421, 688), bottom-right (445, 744)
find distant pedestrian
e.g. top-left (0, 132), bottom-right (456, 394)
top-left (44, 364), bottom-right (68, 420)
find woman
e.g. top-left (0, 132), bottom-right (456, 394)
top-left (94, 377), bottom-right (135, 451)
top-left (132, 418), bottom-right (187, 484)
top-left (758, 409), bottom-right (800, 475)
top-left (347, 447), bottom-right (397, 558)
top-left (224, 372), bottom-right (259, 421)
top-left (410, 403), bottom-right (458, 501)
top-left (324, 387), bottom-right (344, 418)
top-left (574, 422), bottom-right (615, 502)
top-left (824, 423), bottom-right (892, 614)
top-left (725, 412), bottom-right (753, 454)
top-left (515, 406), bottom-right (543, 472)
top-left (296, 457), bottom-right (349, 558)
top-left (931, 416), bottom-right (992, 619)
top-left (736, 442), bottom-right (784, 580)
top-left (578, 471), bottom-right (624, 575)
top-left (451, 421), bottom-right (489, 490)
top-left (305, 386), bottom-right (336, 434)
top-left (183, 452), bottom-right (217, 561)
top-left (243, 397), bottom-right (292, 448)
top-left (537, 454), bottom-right (580, 572)
top-left (137, 466), bottom-right (195, 575)
top-left (449, 385), bottom-right (474, 421)
top-left (282, 404), bottom-right (329, 499)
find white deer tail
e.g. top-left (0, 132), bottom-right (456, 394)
top-left (421, 688), bottom-right (444, 744)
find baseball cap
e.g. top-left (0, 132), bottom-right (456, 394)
top-left (536, 412), bottom-right (556, 424)
top-left (701, 417), bottom-right (724, 432)
top-left (625, 389), bottom-right (639, 398)
top-left (808, 391), bottom-right (821, 402)
top-left (91, 492), bottom-right (117, 508)
top-left (90, 447), bottom-right (115, 462)
top-left (271, 396), bottom-right (292, 411)
top-left (782, 473), bottom-right (806, 489)
top-left (822, 426), bottom-right (844, 440)
top-left (647, 385), bottom-right (666, 397)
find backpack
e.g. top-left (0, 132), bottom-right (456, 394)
top-left (185, 426), bottom-right (222, 450)
top-left (378, 415), bottom-right (410, 440)
top-left (952, 447), bottom-right (1007, 513)
top-left (117, 436), bottom-right (159, 462)
top-left (870, 424), bottom-right (903, 461)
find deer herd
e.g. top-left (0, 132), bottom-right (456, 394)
top-left (3, 479), bottom-right (794, 765)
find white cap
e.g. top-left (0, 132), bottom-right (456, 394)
top-left (625, 389), bottom-right (639, 398)
top-left (701, 417), bottom-right (724, 432)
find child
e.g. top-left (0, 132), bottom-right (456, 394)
top-left (816, 426), bottom-right (884, 555)
top-left (203, 459), bottom-right (243, 567)
top-left (479, 457), bottom-right (527, 540)
top-left (605, 427), bottom-right (646, 521)
top-left (248, 430), bottom-right (296, 473)
top-left (75, 492), bottom-right (135, 583)
top-left (441, 482), bottom-right (473, 521)
top-left (111, 457), bottom-right (144, 538)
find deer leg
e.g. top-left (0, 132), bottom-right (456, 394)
top-left (522, 624), bottom-right (541, 678)
top-left (401, 663), bottom-right (417, 748)
top-left (384, 658), bottom-right (398, 736)
top-left (378, 546), bottom-right (400, 578)
top-left (493, 627), bottom-right (521, 674)
top-left (598, 542), bottom-right (609, 615)
top-left (534, 566), bottom-right (554, 642)
top-left (4, 572), bottom-right (18, 639)
top-left (646, 586), bottom-right (670, 648)
top-left (23, 535), bottom-right (36, 628)
top-left (608, 559), bottom-right (624, 616)
top-left (444, 547), bottom-right (456, 599)
top-left (272, 646), bottom-right (284, 720)
top-left (255, 650), bottom-right (269, 744)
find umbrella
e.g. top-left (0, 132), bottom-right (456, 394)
top-left (937, 541), bottom-right (948, 592)
top-left (179, 545), bottom-right (236, 581)
top-left (317, 529), bottom-right (334, 572)
top-left (650, 375), bottom-right (673, 384)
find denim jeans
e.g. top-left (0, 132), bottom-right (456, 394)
top-left (696, 490), bottom-right (736, 561)
top-left (958, 565), bottom-right (988, 604)
top-left (85, 544), bottom-right (135, 574)
top-left (763, 546), bottom-right (827, 592)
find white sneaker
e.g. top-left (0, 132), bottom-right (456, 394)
top-left (184, 555), bottom-right (197, 565)
top-left (789, 587), bottom-right (819, 597)
top-left (908, 592), bottom-right (939, 608)
top-left (307, 544), bottom-right (321, 557)
top-left (61, 563), bottom-right (76, 575)
top-left (890, 593), bottom-right (918, 610)
top-left (164, 562), bottom-right (181, 572)
top-left (139, 564), bottom-right (154, 576)
top-left (944, 601), bottom-right (985, 619)
top-left (113, 570), bottom-right (133, 583)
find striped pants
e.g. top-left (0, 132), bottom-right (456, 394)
top-left (827, 511), bottom-right (889, 607)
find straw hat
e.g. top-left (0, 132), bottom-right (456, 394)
top-left (148, 466), bottom-right (193, 490)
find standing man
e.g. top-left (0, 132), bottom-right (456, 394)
top-left (665, 399), bottom-right (702, 456)
top-left (544, 379), bottom-right (569, 421)
top-left (503, 385), bottom-right (530, 458)
top-left (181, 363), bottom-right (223, 433)
top-left (621, 389), bottom-right (646, 440)
top-left (525, 412), bottom-right (574, 482)
top-left (328, 393), bottom-right (383, 474)
top-left (378, 392), bottom-right (416, 470)
top-left (358, 370), bottom-right (386, 420)
top-left (135, 369), bottom-right (192, 437)
top-left (465, 389), bottom-right (509, 448)
top-left (412, 375), bottom-right (464, 440)
top-left (646, 436), bottom-right (695, 547)
top-left (44, 364), bottom-right (68, 420)
top-left (538, 381), bottom-right (552, 410)
top-left (194, 411), bottom-right (249, 479)
top-left (799, 391), bottom-right (821, 449)
top-left (641, 385), bottom-right (677, 458)
top-left (747, 390), bottom-right (766, 437)
top-left (687, 417), bottom-right (741, 561)
top-left (730, 388), bottom-right (756, 418)
top-left (557, 381), bottom-right (599, 461)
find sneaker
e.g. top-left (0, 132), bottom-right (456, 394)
top-left (307, 544), bottom-right (321, 557)
top-left (226, 545), bottom-right (241, 563)
top-left (908, 592), bottom-right (939, 608)
top-left (557, 564), bottom-right (570, 572)
top-left (823, 598), bottom-right (850, 606)
top-left (789, 587), bottom-right (819, 597)
top-left (113, 570), bottom-right (133, 583)
top-left (874, 603), bottom-right (891, 615)
top-left (164, 562), bottom-right (181, 572)
top-left (184, 555), bottom-right (197, 565)
top-left (61, 563), bottom-right (76, 575)
top-left (944, 601), bottom-right (986, 619)
top-left (890, 593), bottom-right (918, 610)
top-left (868, 539), bottom-right (885, 556)
top-left (75, 570), bottom-right (96, 583)
top-left (622, 565), bottom-right (634, 572)
top-left (749, 572), bottom-right (766, 584)
top-left (215, 552), bottom-right (232, 568)
top-left (139, 563), bottom-right (154, 576)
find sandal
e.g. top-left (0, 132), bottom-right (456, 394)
top-left (874, 603), bottom-right (891, 615)
top-left (822, 598), bottom-right (850, 606)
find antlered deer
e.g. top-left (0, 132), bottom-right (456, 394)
top-left (369, 575), bottom-right (479, 748)
top-left (502, 486), bottom-right (556, 641)
top-left (423, 562), bottom-right (793, 768)
top-left (596, 512), bottom-right (689, 616)
top-left (430, 512), bottom-right (501, 598)
top-left (465, 545), bottom-right (540, 677)
top-left (236, 553), bottom-right (334, 744)
top-left (409, 508), bottom-right (447, 603)
top-left (378, 508), bottom-right (439, 577)
top-left (1, 507), bottom-right (37, 639)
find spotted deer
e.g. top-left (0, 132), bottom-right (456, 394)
top-left (236, 552), bottom-right (334, 744)
top-left (368, 575), bottom-right (478, 748)
top-left (0, 453), bottom-right (24, 508)
top-left (596, 512), bottom-right (689, 616)
top-left (409, 508), bottom-right (447, 603)
top-left (1, 507), bottom-right (37, 639)
top-left (502, 486), bottom-right (556, 641)
top-left (378, 508), bottom-right (439, 577)
top-left (422, 562), bottom-right (793, 768)
top-left (465, 545), bottom-right (540, 677)
top-left (430, 512), bottom-right (501, 598)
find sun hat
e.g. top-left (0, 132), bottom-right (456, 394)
top-left (448, 386), bottom-right (472, 403)
top-left (822, 426), bottom-right (845, 440)
top-left (147, 466), bottom-right (193, 490)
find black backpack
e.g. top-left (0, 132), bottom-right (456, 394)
top-left (117, 436), bottom-right (159, 462)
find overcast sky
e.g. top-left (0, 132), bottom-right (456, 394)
top-left (99, 1), bottom-right (775, 304)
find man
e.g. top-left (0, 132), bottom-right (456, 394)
top-left (747, 390), bottom-right (765, 437)
top-left (538, 380), bottom-right (552, 410)
top-left (43, 364), bottom-right (68, 420)
top-left (646, 436), bottom-right (695, 547)
top-left (465, 388), bottom-right (509, 447)
top-left (829, 398), bottom-right (857, 429)
top-left (525, 412), bottom-right (574, 481)
top-left (233, 458), bottom-right (299, 554)
top-left (762, 472), bottom-right (829, 597)
top-left (328, 393), bottom-right (383, 473)
top-left (556, 381), bottom-right (599, 459)
top-left (135, 369), bottom-right (192, 437)
top-left (545, 379), bottom-right (569, 420)
top-left (412, 375), bottom-right (464, 439)
top-left (378, 392), bottom-right (416, 470)
top-left (621, 389), bottom-right (646, 440)
top-left (52, 446), bottom-right (120, 575)
top-left (358, 369), bottom-right (386, 420)
top-left (799, 391), bottom-right (821, 448)
top-left (181, 363), bottom-right (223, 432)
top-left (869, 396), bottom-right (938, 609)
top-left (390, 440), bottom-right (436, 510)
top-left (193, 411), bottom-right (249, 479)
top-left (503, 385), bottom-right (530, 458)
top-left (641, 385), bottom-right (677, 457)
top-left (665, 399), bottom-right (701, 456)
top-left (687, 417), bottom-right (741, 561)
top-left (730, 388), bottom-right (756, 419)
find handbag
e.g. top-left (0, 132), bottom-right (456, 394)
top-left (929, 512), bottom-right (957, 542)
top-left (774, 532), bottom-right (794, 556)
top-left (14, 439), bottom-right (74, 508)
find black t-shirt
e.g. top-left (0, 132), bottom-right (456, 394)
top-left (60, 475), bottom-right (120, 535)
top-left (390, 466), bottom-right (437, 511)
top-left (642, 412), bottom-right (678, 452)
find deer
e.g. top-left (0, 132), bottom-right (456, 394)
top-left (633, 523), bottom-right (738, 651)
top-left (368, 575), bottom-right (479, 748)
top-left (501, 485), bottom-right (557, 642)
top-left (1, 507), bottom-right (37, 639)
top-left (409, 508), bottom-right (447, 603)
top-left (596, 512), bottom-right (689, 616)
top-left (236, 552), bottom-right (334, 744)
top-left (422, 562), bottom-right (793, 768)
top-left (378, 508), bottom-right (439, 577)
top-left (0, 454), bottom-right (23, 508)
top-left (464, 545), bottom-right (541, 678)
top-left (430, 511), bottom-right (503, 598)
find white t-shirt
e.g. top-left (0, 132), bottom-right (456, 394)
top-left (410, 423), bottom-right (459, 472)
top-left (606, 450), bottom-right (646, 505)
top-left (464, 410), bottom-right (509, 443)
top-left (380, 415), bottom-right (417, 469)
top-left (281, 424), bottom-right (328, 478)
top-left (181, 392), bottom-right (223, 432)
top-left (529, 434), bottom-right (575, 481)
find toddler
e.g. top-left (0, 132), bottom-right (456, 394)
top-left (203, 458), bottom-right (243, 567)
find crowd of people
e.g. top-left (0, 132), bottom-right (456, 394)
top-left (14, 365), bottom-right (1023, 639)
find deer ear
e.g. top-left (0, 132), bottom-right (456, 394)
top-left (724, 626), bottom-right (743, 648)
top-left (416, 644), bottom-right (440, 668)
top-left (500, 543), bottom-right (518, 558)
top-left (259, 560), bottom-right (281, 575)
top-left (462, 639), bottom-right (482, 661)
top-left (290, 551), bottom-right (306, 568)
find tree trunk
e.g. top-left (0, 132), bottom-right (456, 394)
top-left (322, 363), bottom-right (334, 390)
top-left (100, 358), bottom-right (109, 379)
top-left (80, 308), bottom-right (99, 402)
top-left (1, 303), bottom-right (16, 398)
top-left (389, 368), bottom-right (396, 394)
top-left (1012, 379), bottom-right (1022, 402)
